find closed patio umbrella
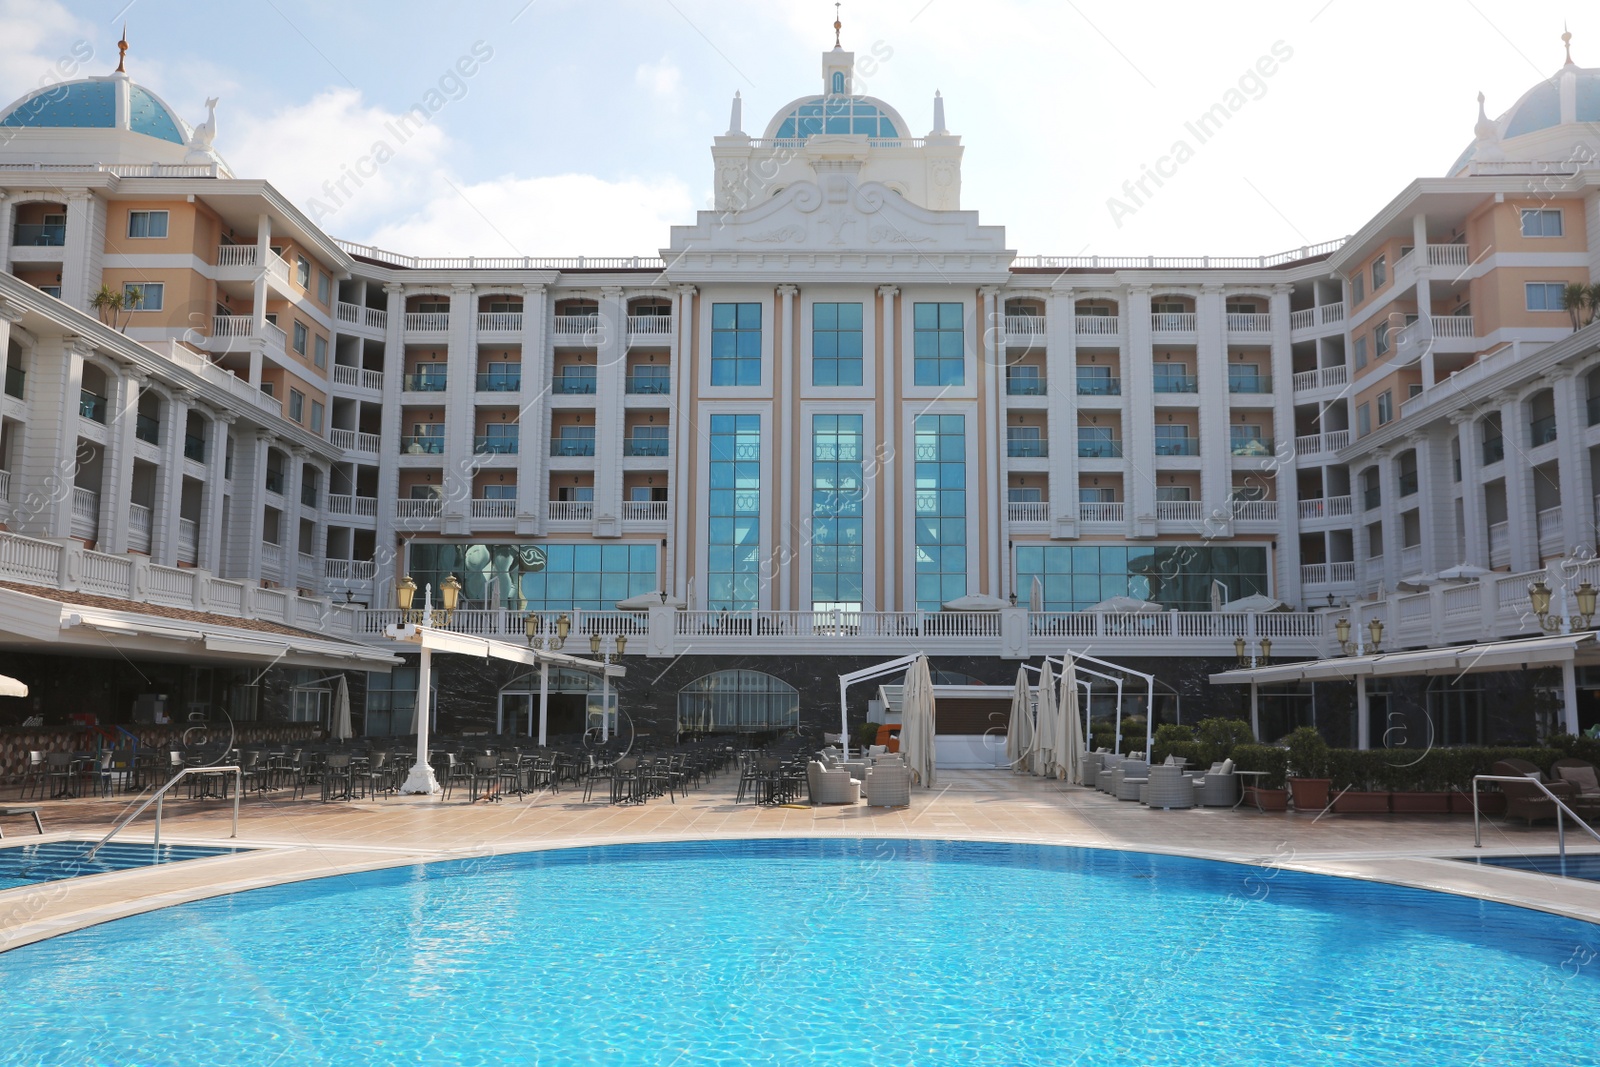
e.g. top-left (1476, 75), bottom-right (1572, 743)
top-left (331, 676), bottom-right (353, 741)
top-left (1029, 575), bottom-right (1044, 613)
top-left (1059, 655), bottom-right (1082, 785)
top-left (1005, 666), bottom-right (1032, 772)
top-left (1218, 593), bottom-right (1288, 612)
top-left (1088, 595), bottom-right (1163, 613)
top-left (0, 673), bottom-right (27, 698)
top-left (899, 655), bottom-right (937, 787)
top-left (1033, 659), bottom-right (1058, 777)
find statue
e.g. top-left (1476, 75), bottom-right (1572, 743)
top-left (185, 96), bottom-right (220, 164)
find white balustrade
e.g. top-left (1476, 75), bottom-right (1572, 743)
top-left (471, 498), bottom-right (517, 518)
top-left (624, 500), bottom-right (669, 522)
top-left (1007, 501), bottom-right (1051, 523)
top-left (1155, 500), bottom-right (1204, 523)
top-left (1003, 315), bottom-right (1047, 342)
top-left (1074, 315), bottom-right (1120, 336)
top-left (71, 487), bottom-right (99, 540)
top-left (1226, 313), bottom-right (1271, 332)
top-left (128, 504), bottom-right (153, 554)
top-left (547, 500), bottom-right (594, 522)
top-left (396, 499), bottom-right (443, 519)
top-left (553, 314), bottom-right (601, 335)
top-left (405, 312), bottom-right (450, 332)
top-left (1537, 506), bottom-right (1564, 555)
top-left (1427, 244), bottom-right (1469, 266)
top-left (1151, 313), bottom-right (1196, 332)
top-left (627, 314), bottom-right (674, 336)
top-left (1431, 315), bottom-right (1475, 338)
top-left (477, 312), bottom-right (524, 332)
top-left (1078, 501), bottom-right (1124, 523)
top-left (178, 518), bottom-right (199, 564)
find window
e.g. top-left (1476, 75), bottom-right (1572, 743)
top-left (39, 285), bottom-right (60, 298)
top-left (554, 425), bottom-right (596, 456)
top-left (409, 541), bottom-right (657, 612)
top-left (1154, 424), bottom-right (1194, 456)
top-left (296, 255), bottom-right (311, 288)
top-left (1371, 255), bottom-right (1386, 290)
top-left (812, 302), bottom-right (864, 386)
top-left (913, 414), bottom-right (966, 609)
top-left (1227, 362), bottom-right (1265, 393)
top-left (1006, 364), bottom-right (1044, 395)
top-left (483, 484), bottom-right (516, 500)
top-left (1078, 425), bottom-right (1118, 458)
top-left (123, 282), bottom-right (162, 311)
top-left (1006, 425), bottom-right (1044, 457)
top-left (1152, 302), bottom-right (1186, 314)
top-left (317, 272), bottom-right (331, 304)
top-left (1153, 363), bottom-right (1194, 392)
top-left (1374, 323), bottom-right (1390, 357)
top-left (309, 400), bottom-right (324, 433)
top-left (313, 335), bottom-right (327, 369)
top-left (1521, 208), bottom-right (1563, 237)
top-left (1156, 486), bottom-right (1192, 501)
top-left (1351, 273), bottom-right (1365, 305)
top-left (711, 303), bottom-right (762, 386)
top-left (1008, 486), bottom-right (1042, 503)
top-left (709, 415), bottom-right (761, 609)
top-left (1078, 487), bottom-right (1116, 503)
top-left (1407, 383), bottom-right (1423, 399)
top-left (126, 210), bottom-right (168, 238)
top-left (1354, 336), bottom-right (1368, 370)
top-left (293, 321), bottom-right (308, 355)
top-left (678, 670), bottom-right (799, 735)
top-left (1376, 390), bottom-right (1393, 426)
top-left (1357, 403), bottom-right (1372, 437)
top-left (1526, 282), bottom-right (1567, 311)
top-left (1014, 544), bottom-right (1269, 612)
top-left (832, 71), bottom-right (846, 94)
top-left (1230, 424), bottom-right (1268, 455)
top-left (288, 389), bottom-right (304, 422)
top-left (1224, 301), bottom-right (1258, 314)
top-left (556, 484), bottom-right (594, 502)
top-left (812, 414), bottom-right (864, 612)
top-left (913, 302), bottom-right (965, 386)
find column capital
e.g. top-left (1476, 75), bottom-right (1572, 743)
top-left (383, 282), bottom-right (405, 295)
top-left (1271, 283), bottom-right (1292, 295)
top-left (63, 335), bottom-right (97, 359)
top-left (876, 285), bottom-right (899, 298)
top-left (601, 285), bottom-right (625, 296)
top-left (1447, 410), bottom-right (1476, 426)
top-left (1402, 432), bottom-right (1427, 448)
top-left (1200, 281), bottom-right (1226, 292)
top-left (978, 285), bottom-right (1002, 298)
top-left (172, 387), bottom-right (199, 405)
top-left (1127, 284), bottom-right (1152, 295)
top-left (1048, 283), bottom-right (1075, 297)
top-left (212, 408), bottom-right (239, 426)
top-left (776, 284), bottom-right (799, 297)
top-left (450, 282), bottom-right (475, 295)
top-left (0, 300), bottom-right (23, 325)
top-left (522, 282), bottom-right (547, 297)
top-left (66, 191), bottom-right (91, 203)
top-left (121, 364), bottom-right (150, 385)
top-left (254, 429), bottom-right (278, 445)
top-left (675, 284), bottom-right (698, 297)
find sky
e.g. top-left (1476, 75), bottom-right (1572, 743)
top-left (1, 0), bottom-right (1592, 259)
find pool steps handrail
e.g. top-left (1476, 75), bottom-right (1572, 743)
top-left (84, 766), bottom-right (240, 860)
top-left (1472, 773), bottom-right (1600, 862)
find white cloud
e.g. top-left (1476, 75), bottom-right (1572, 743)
top-left (634, 58), bottom-right (682, 109)
top-left (0, 0), bottom-right (96, 108)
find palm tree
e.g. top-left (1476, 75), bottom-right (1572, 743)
top-left (1561, 282), bottom-right (1592, 331)
top-left (89, 284), bottom-right (139, 332)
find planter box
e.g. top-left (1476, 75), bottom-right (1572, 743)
top-left (1243, 786), bottom-right (1289, 812)
top-left (1289, 778), bottom-right (1331, 812)
top-left (1331, 790), bottom-right (1391, 814)
top-left (1390, 791), bottom-right (1451, 815)
top-left (1449, 791), bottom-right (1507, 816)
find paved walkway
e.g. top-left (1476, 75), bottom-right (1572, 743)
top-left (2, 769), bottom-right (1597, 952)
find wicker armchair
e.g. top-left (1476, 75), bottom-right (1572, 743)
top-left (1111, 760), bottom-right (1150, 802)
top-left (865, 763), bottom-right (912, 807)
top-left (1492, 759), bottom-right (1575, 825)
top-left (807, 761), bottom-right (861, 805)
top-left (1141, 765), bottom-right (1195, 810)
top-left (1192, 762), bottom-right (1238, 807)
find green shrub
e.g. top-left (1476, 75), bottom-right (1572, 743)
top-left (1550, 733), bottom-right (1600, 766)
top-left (1196, 718), bottom-right (1255, 767)
top-left (855, 721), bottom-right (882, 749)
top-left (1231, 744), bottom-right (1288, 789)
top-left (1285, 726), bottom-right (1330, 779)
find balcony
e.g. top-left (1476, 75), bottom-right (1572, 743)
top-left (477, 312), bottom-right (524, 332)
top-left (477, 369), bottom-right (522, 392)
top-left (70, 487), bottom-right (98, 540)
top-left (1489, 521), bottom-right (1510, 568)
top-left (1006, 437), bottom-right (1047, 459)
top-left (128, 504), bottom-right (152, 554)
top-left (471, 497), bottom-right (518, 519)
top-left (625, 499), bottom-right (669, 523)
top-left (1007, 501), bottom-right (1051, 524)
top-left (1155, 500), bottom-right (1204, 522)
top-left (401, 436), bottom-right (445, 455)
top-left (1074, 315), bottom-right (1120, 336)
top-left (177, 518), bottom-right (198, 565)
top-left (1400, 544), bottom-right (1424, 575)
top-left (1151, 313), bottom-right (1196, 332)
top-left (1154, 438), bottom-right (1199, 457)
top-left (396, 498), bottom-right (442, 519)
top-left (1075, 376), bottom-right (1121, 397)
top-left (553, 314), bottom-right (601, 340)
top-left (1589, 395), bottom-right (1600, 426)
top-left (1298, 495), bottom-right (1353, 520)
top-left (4, 365), bottom-right (23, 398)
top-left (623, 437), bottom-right (670, 457)
top-left (548, 500), bottom-right (594, 522)
top-left (552, 436), bottom-right (596, 457)
top-left (330, 428), bottom-right (381, 454)
top-left (1230, 499), bottom-right (1278, 522)
top-left (627, 314), bottom-right (674, 338)
top-left (1300, 561), bottom-right (1355, 585)
top-left (1431, 315), bottom-right (1475, 338)
top-left (404, 312), bottom-right (450, 332)
top-left (264, 469), bottom-right (284, 495)
top-left (1003, 315), bottom-right (1046, 346)
top-left (261, 542), bottom-right (283, 574)
top-left (1005, 375), bottom-right (1047, 396)
top-left (1288, 303), bottom-right (1346, 332)
top-left (79, 390), bottom-right (106, 423)
top-left (215, 246), bottom-right (290, 289)
top-left (1482, 436), bottom-right (1505, 465)
top-left (1152, 375), bottom-right (1197, 394)
top-left (1228, 437), bottom-right (1274, 457)
top-left (327, 494), bottom-right (379, 518)
top-left (1398, 471), bottom-right (1418, 497)
top-left (1077, 438), bottom-right (1122, 459)
top-left (135, 413), bottom-right (160, 444)
top-left (332, 364), bottom-right (384, 391)
top-left (474, 434), bottom-right (520, 455)
top-left (325, 558), bottom-right (377, 581)
top-left (402, 371), bottom-right (447, 392)
top-left (1291, 365), bottom-right (1348, 394)
top-left (207, 315), bottom-right (287, 356)
top-left (1226, 313), bottom-right (1272, 332)
top-left (1293, 430), bottom-right (1351, 456)
top-left (335, 302), bottom-right (388, 331)
top-left (1079, 501), bottom-right (1125, 523)
top-left (1363, 487), bottom-right (1381, 511)
top-left (1530, 415), bottom-right (1558, 447)
top-left (1227, 374), bottom-right (1272, 394)
top-left (552, 372), bottom-right (597, 394)
top-left (13, 223), bottom-right (65, 246)
top-left (625, 373), bottom-right (671, 395)
top-left (1537, 506), bottom-right (1564, 556)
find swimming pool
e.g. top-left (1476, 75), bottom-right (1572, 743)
top-left (0, 840), bottom-right (247, 891)
top-left (0, 838), bottom-right (1595, 1065)
top-left (1468, 852), bottom-right (1600, 882)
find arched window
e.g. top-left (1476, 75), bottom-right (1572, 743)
top-left (678, 670), bottom-right (799, 734)
top-left (832, 71), bottom-right (846, 94)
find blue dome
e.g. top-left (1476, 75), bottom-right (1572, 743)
top-left (128, 85), bottom-right (185, 144)
top-left (773, 96), bottom-right (900, 140)
top-left (0, 77), bottom-right (187, 145)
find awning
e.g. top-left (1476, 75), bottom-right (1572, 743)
top-left (1209, 632), bottom-right (1597, 685)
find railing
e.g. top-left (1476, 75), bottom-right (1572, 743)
top-left (1154, 438), bottom-right (1199, 456)
top-left (337, 302), bottom-right (390, 329)
top-left (624, 438), bottom-right (670, 457)
top-left (1431, 315), bottom-right (1475, 338)
top-left (1537, 506), bottom-right (1564, 554)
top-left (1229, 437), bottom-right (1274, 456)
top-left (264, 469), bottom-right (284, 495)
top-left (261, 543), bottom-right (283, 572)
top-left (1006, 438), bottom-right (1047, 458)
top-left (1300, 561), bottom-right (1356, 585)
top-left (177, 518), bottom-right (198, 564)
top-left (135, 413), bottom-right (160, 444)
top-left (627, 314), bottom-right (674, 336)
top-left (553, 314), bottom-right (601, 335)
top-left (1151, 313), bottom-right (1196, 332)
top-left (1530, 414), bottom-right (1558, 446)
top-left (298, 552), bottom-right (319, 580)
top-left (86, 766), bottom-right (240, 859)
top-left (477, 312), bottom-right (524, 332)
top-left (1293, 430), bottom-right (1351, 456)
top-left (1288, 303), bottom-right (1346, 331)
top-left (13, 223), bottom-right (66, 246)
top-left (404, 312), bottom-right (450, 332)
top-left (403, 371), bottom-right (447, 392)
top-left (1007, 501), bottom-right (1051, 523)
top-left (474, 435), bottom-right (519, 455)
top-left (1013, 238), bottom-right (1346, 271)
top-left (477, 370), bottom-right (522, 392)
top-left (548, 500), bottom-right (594, 522)
top-left (467, 497), bottom-right (515, 519)
top-left (1152, 375), bottom-right (1198, 393)
top-left (1291, 364), bottom-right (1348, 392)
top-left (326, 494), bottom-right (379, 518)
top-left (1428, 244), bottom-right (1470, 267)
top-left (333, 239), bottom-right (666, 271)
top-left (396, 499), bottom-right (443, 518)
top-left (1226, 313), bottom-right (1272, 332)
top-left (1079, 501), bottom-right (1125, 523)
top-left (1156, 500), bottom-right (1204, 522)
top-left (552, 373), bottom-right (597, 394)
top-left (0, 469), bottom-right (11, 503)
top-left (1398, 471), bottom-right (1419, 496)
top-left (325, 558), bottom-right (377, 580)
top-left (216, 245), bottom-right (257, 267)
top-left (1003, 315), bottom-right (1047, 342)
top-left (626, 374), bottom-right (671, 394)
top-left (1227, 375), bottom-right (1272, 394)
top-left (1472, 774), bottom-right (1600, 861)
top-left (1298, 495), bottom-right (1353, 520)
top-left (1482, 436), bottom-right (1505, 465)
top-left (400, 436), bottom-right (445, 454)
top-left (332, 364), bottom-right (384, 390)
top-left (210, 314), bottom-right (256, 338)
top-left (71, 487), bottom-right (99, 539)
top-left (625, 500), bottom-right (669, 522)
top-left (1230, 499), bottom-right (1278, 522)
top-left (1075, 376), bottom-right (1121, 396)
top-left (1077, 439), bottom-right (1122, 458)
top-left (128, 504), bottom-right (153, 553)
top-left (1074, 315), bottom-right (1120, 336)
top-left (552, 437), bottom-right (596, 457)
top-left (1005, 375), bottom-right (1047, 396)
top-left (1400, 544), bottom-right (1424, 575)
top-left (1488, 521), bottom-right (1510, 567)
top-left (4, 364), bottom-right (23, 398)
top-left (330, 428), bottom-right (381, 454)
top-left (79, 390), bottom-right (107, 423)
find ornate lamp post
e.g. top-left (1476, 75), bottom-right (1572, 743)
top-left (1529, 579), bottom-right (1597, 633)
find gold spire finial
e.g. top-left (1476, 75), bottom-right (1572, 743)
top-left (116, 24), bottom-right (128, 73)
top-left (1563, 22), bottom-right (1573, 65)
top-left (834, 3), bottom-right (842, 47)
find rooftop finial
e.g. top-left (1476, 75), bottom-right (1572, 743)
top-left (1563, 23), bottom-right (1574, 66)
top-left (834, 3), bottom-right (842, 48)
top-left (116, 24), bottom-right (128, 74)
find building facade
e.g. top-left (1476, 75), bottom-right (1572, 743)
top-left (1, 37), bottom-right (1599, 747)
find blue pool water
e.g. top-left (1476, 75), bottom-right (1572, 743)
top-left (0, 840), bottom-right (246, 891)
top-left (1470, 852), bottom-right (1600, 882)
top-left (0, 838), bottom-right (1596, 1066)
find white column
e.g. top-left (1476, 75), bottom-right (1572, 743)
top-left (1500, 393), bottom-right (1537, 571)
top-left (0, 299), bottom-right (20, 413)
top-left (671, 285), bottom-right (696, 602)
top-left (199, 410), bottom-right (233, 573)
top-left (0, 193), bottom-right (12, 275)
top-left (152, 389), bottom-right (194, 565)
top-left (1191, 286), bottom-right (1230, 531)
top-left (401, 645), bottom-right (441, 794)
top-left (308, 459), bottom-right (331, 594)
top-left (1415, 429), bottom-right (1452, 571)
top-left (1451, 412), bottom-right (1488, 566)
top-left (1268, 285), bottom-right (1301, 605)
top-left (1412, 213), bottom-right (1436, 388)
top-left (876, 285), bottom-right (898, 607)
top-left (1126, 286), bottom-right (1162, 539)
top-left (538, 659), bottom-right (549, 746)
top-left (283, 448), bottom-right (306, 588)
top-left (591, 284), bottom-right (627, 538)
top-left (1355, 676), bottom-right (1370, 751)
top-left (516, 282), bottom-right (548, 536)
top-left (374, 283), bottom-right (405, 597)
top-left (98, 364), bottom-right (143, 554)
top-left (775, 283), bottom-right (797, 611)
top-left (14, 336), bottom-right (88, 540)
top-left (1562, 659), bottom-right (1581, 735)
top-left (980, 285), bottom-right (1004, 595)
top-left (1375, 447), bottom-right (1402, 586)
top-left (237, 432), bottom-right (273, 582)
top-left (1047, 286), bottom-right (1077, 539)
top-left (1551, 369), bottom-right (1592, 554)
top-left (60, 192), bottom-right (94, 311)
top-left (441, 282), bottom-right (476, 533)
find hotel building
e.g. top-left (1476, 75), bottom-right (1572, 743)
top-left (0, 35), bottom-right (1598, 753)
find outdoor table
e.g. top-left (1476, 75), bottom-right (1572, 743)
top-left (1232, 770), bottom-right (1270, 812)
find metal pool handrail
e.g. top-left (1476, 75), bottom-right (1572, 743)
top-left (85, 765), bottom-right (240, 859)
top-left (1472, 773), bottom-right (1600, 862)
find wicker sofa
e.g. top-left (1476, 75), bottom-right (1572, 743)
top-left (865, 763), bottom-right (912, 807)
top-left (807, 761), bottom-right (861, 805)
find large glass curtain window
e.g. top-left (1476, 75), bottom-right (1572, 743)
top-left (812, 302), bottom-right (864, 386)
top-left (812, 414), bottom-right (865, 612)
top-left (711, 303), bottom-right (762, 386)
top-left (913, 302), bottom-right (966, 386)
top-left (708, 414), bottom-right (761, 610)
top-left (913, 414), bottom-right (966, 610)
top-left (677, 670), bottom-right (800, 734)
top-left (1013, 545), bottom-right (1270, 611)
top-left (407, 542), bottom-right (657, 611)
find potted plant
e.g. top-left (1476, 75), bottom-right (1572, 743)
top-left (1329, 749), bottom-right (1391, 814)
top-left (1285, 726), bottom-right (1332, 812)
top-left (1389, 748), bottom-right (1451, 814)
top-left (1445, 747), bottom-right (1506, 815)
top-left (1232, 744), bottom-right (1289, 811)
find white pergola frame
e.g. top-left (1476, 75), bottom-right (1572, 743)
top-left (838, 653), bottom-right (923, 757)
top-left (1021, 650), bottom-right (1156, 757)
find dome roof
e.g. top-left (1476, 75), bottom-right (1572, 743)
top-left (0, 76), bottom-right (188, 145)
top-left (1448, 53), bottom-right (1600, 174)
top-left (764, 94), bottom-right (907, 141)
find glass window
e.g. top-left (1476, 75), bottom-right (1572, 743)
top-left (293, 321), bottom-right (308, 355)
top-left (678, 670), bottom-right (799, 735)
top-left (710, 303), bottom-right (762, 386)
top-left (1351, 273), bottom-right (1365, 305)
top-left (1354, 336), bottom-right (1368, 369)
top-left (812, 302), bottom-right (864, 386)
top-left (812, 414), bottom-right (865, 613)
top-left (1154, 424), bottom-right (1192, 455)
top-left (123, 283), bottom-right (163, 311)
top-left (482, 484), bottom-right (516, 500)
top-left (296, 255), bottom-right (311, 288)
top-left (1357, 403), bottom-right (1372, 437)
top-left (1521, 208), bottom-right (1563, 237)
top-left (1526, 282), bottom-right (1567, 311)
top-left (913, 302), bottom-right (966, 386)
top-left (1008, 486), bottom-right (1042, 502)
top-left (1376, 390), bottom-right (1393, 425)
top-left (126, 210), bottom-right (168, 238)
top-left (310, 400), bottom-right (324, 433)
top-left (1015, 544), bottom-right (1269, 612)
top-left (1374, 322), bottom-right (1390, 356)
top-left (289, 390), bottom-right (304, 422)
top-left (913, 414), bottom-right (966, 609)
top-left (314, 335), bottom-right (327, 369)
top-left (317, 272), bottom-right (331, 304)
top-left (708, 414), bottom-right (761, 609)
top-left (1156, 486), bottom-right (1191, 501)
top-left (1371, 255), bottom-right (1387, 290)
top-left (408, 541), bottom-right (657, 612)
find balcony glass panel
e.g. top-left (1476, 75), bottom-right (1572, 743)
top-left (135, 413), bottom-right (160, 444)
top-left (1530, 415), bottom-right (1557, 446)
top-left (553, 368), bottom-right (597, 394)
top-left (79, 390), bottom-right (106, 423)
